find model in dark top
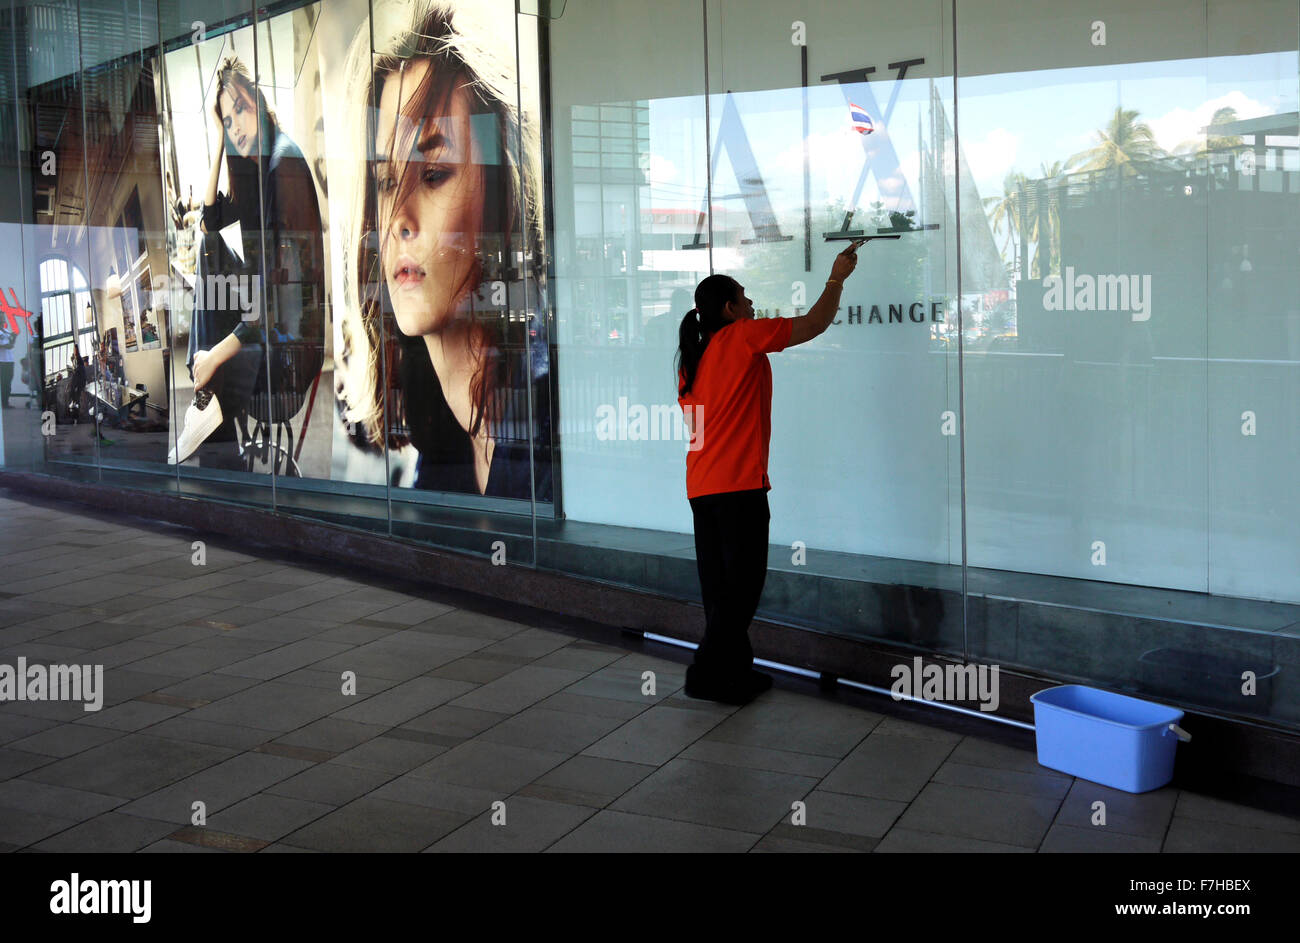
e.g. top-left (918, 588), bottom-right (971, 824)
top-left (170, 55), bottom-right (324, 465)
top-left (337, 0), bottom-right (551, 503)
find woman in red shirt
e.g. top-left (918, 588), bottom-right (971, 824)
top-left (675, 242), bottom-right (863, 704)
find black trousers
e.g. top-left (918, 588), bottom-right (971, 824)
top-left (689, 487), bottom-right (770, 678)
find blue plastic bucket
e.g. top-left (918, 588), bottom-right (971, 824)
top-left (1030, 684), bottom-right (1190, 793)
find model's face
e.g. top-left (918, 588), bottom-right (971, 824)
top-left (375, 58), bottom-right (486, 338)
top-left (220, 86), bottom-right (258, 158)
top-left (726, 285), bottom-right (755, 321)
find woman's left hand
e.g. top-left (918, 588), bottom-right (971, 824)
top-left (192, 349), bottom-right (215, 390)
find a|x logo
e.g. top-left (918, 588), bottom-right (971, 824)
top-left (822, 58), bottom-right (938, 239)
top-left (0, 287), bottom-right (35, 335)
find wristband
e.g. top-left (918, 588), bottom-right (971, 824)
top-left (826, 278), bottom-right (842, 287)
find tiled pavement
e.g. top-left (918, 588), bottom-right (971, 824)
top-left (1, 492), bottom-right (1299, 853)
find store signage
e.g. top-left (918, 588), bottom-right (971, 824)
top-left (0, 287), bottom-right (35, 334)
top-left (757, 300), bottom-right (946, 325)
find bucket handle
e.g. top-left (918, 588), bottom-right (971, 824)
top-left (1166, 723), bottom-right (1191, 742)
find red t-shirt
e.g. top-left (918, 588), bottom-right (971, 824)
top-left (677, 316), bottom-right (794, 499)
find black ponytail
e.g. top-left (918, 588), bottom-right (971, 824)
top-left (675, 274), bottom-right (739, 397)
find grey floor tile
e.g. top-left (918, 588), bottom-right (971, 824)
top-left (1163, 816), bottom-right (1300, 853)
top-left (0, 713), bottom-right (60, 745)
top-left (703, 690), bottom-right (881, 758)
top-left (0, 778), bottom-right (125, 822)
top-left (215, 639), bottom-right (356, 681)
top-left (134, 624), bottom-right (222, 647)
top-left (328, 736), bottom-right (449, 774)
top-left (797, 789), bottom-right (908, 838)
top-left (22, 734), bottom-right (236, 799)
top-left (369, 776), bottom-right (503, 815)
top-left (206, 793), bottom-right (336, 842)
top-left (139, 838), bottom-right (228, 853)
top-left (1172, 792), bottom-right (1300, 835)
top-left (32, 812), bottom-right (178, 852)
top-left (873, 826), bottom-right (1034, 853)
top-left (97, 669), bottom-right (187, 708)
top-left (583, 704), bottom-right (727, 766)
top-left (477, 628), bottom-right (574, 661)
top-left (820, 732), bottom-right (955, 802)
top-left (532, 755), bottom-right (657, 803)
top-left (477, 706), bottom-right (628, 754)
top-left (154, 672), bottom-right (261, 703)
top-left (226, 615), bottom-right (329, 644)
top-left (0, 806), bottom-right (79, 847)
top-left (315, 625), bottom-right (398, 646)
top-left (751, 834), bottom-right (865, 853)
top-left (406, 739), bottom-right (570, 793)
top-left (611, 757), bottom-right (817, 833)
top-left (561, 666), bottom-right (677, 705)
top-left (80, 640), bottom-right (176, 670)
top-left (1040, 823), bottom-right (1163, 852)
top-left (188, 635), bottom-right (286, 657)
top-left (400, 704), bottom-right (510, 740)
top-left (10, 723), bottom-right (125, 758)
top-left (413, 609), bottom-right (530, 641)
top-left (427, 796), bottom-right (596, 852)
top-left (266, 763), bottom-right (395, 806)
top-left (873, 716), bottom-right (964, 744)
top-left (42, 621), bottom-right (165, 649)
top-left (896, 783), bottom-right (1062, 848)
top-left (282, 797), bottom-right (466, 852)
top-left (380, 629), bottom-right (489, 654)
top-left (680, 738), bottom-right (839, 778)
top-left (275, 668), bottom-right (399, 695)
top-left (1052, 781), bottom-right (1177, 839)
top-left (531, 645), bottom-right (625, 673)
top-left (428, 656), bottom-right (529, 684)
top-left (449, 665), bottom-right (589, 715)
top-left (367, 599), bottom-right (457, 626)
top-left (948, 736), bottom-right (1050, 773)
top-left (534, 691), bottom-right (648, 721)
top-left (120, 752), bottom-right (315, 824)
top-left (313, 641), bottom-right (468, 682)
top-left (0, 698), bottom-right (89, 723)
top-left (273, 718), bottom-right (386, 754)
top-left (547, 810), bottom-right (759, 853)
top-left (932, 760), bottom-right (1072, 800)
top-left (142, 716), bottom-right (272, 751)
top-left (186, 682), bottom-right (352, 733)
top-left (0, 747), bottom-right (57, 779)
top-left (332, 676), bottom-right (478, 727)
top-left (73, 699), bottom-right (188, 732)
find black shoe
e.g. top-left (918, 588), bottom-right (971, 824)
top-left (748, 669), bottom-right (774, 696)
top-left (685, 664), bottom-right (772, 705)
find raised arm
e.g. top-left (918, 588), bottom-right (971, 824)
top-left (200, 102), bottom-right (225, 233)
top-left (787, 241), bottom-right (863, 347)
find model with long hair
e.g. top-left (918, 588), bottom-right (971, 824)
top-left (336, 0), bottom-right (550, 500)
top-left (170, 54), bottom-right (325, 466)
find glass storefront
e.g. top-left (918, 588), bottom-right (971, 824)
top-left (0, 0), bottom-right (1296, 730)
